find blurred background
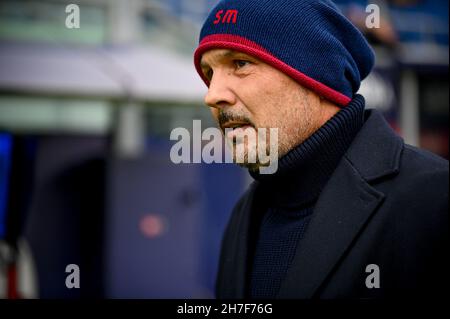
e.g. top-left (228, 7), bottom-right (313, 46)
top-left (0, 0), bottom-right (448, 298)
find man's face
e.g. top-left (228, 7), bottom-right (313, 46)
top-left (200, 49), bottom-right (339, 170)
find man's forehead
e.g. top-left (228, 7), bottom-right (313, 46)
top-left (200, 49), bottom-right (252, 67)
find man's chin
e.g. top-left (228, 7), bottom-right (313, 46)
top-left (233, 156), bottom-right (273, 172)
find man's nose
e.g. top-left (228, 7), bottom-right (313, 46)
top-left (204, 72), bottom-right (237, 109)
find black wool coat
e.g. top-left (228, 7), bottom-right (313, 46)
top-left (216, 109), bottom-right (449, 299)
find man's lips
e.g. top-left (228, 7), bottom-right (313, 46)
top-left (221, 121), bottom-right (254, 131)
top-left (221, 122), bottom-right (256, 141)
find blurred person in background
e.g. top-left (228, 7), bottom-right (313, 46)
top-left (335, 0), bottom-right (449, 48)
top-left (193, 0), bottom-right (449, 299)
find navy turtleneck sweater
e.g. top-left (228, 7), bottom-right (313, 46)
top-left (248, 95), bottom-right (366, 299)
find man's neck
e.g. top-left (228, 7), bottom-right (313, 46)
top-left (251, 94), bottom-right (366, 208)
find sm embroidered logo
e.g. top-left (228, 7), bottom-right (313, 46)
top-left (213, 9), bottom-right (238, 24)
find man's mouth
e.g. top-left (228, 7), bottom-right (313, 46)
top-left (222, 121), bottom-right (253, 130)
top-left (222, 122), bottom-right (255, 141)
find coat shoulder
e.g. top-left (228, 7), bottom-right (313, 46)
top-left (376, 143), bottom-right (449, 233)
top-left (402, 143), bottom-right (448, 172)
top-left (399, 144), bottom-right (449, 189)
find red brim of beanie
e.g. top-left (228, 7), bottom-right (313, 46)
top-left (194, 34), bottom-right (351, 107)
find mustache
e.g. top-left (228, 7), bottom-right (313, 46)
top-left (218, 111), bottom-right (255, 129)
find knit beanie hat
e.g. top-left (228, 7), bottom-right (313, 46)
top-left (194, 0), bottom-right (375, 106)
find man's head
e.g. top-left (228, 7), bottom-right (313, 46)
top-left (194, 0), bottom-right (374, 170)
top-left (200, 48), bottom-right (340, 169)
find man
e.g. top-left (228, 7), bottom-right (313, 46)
top-left (193, 0), bottom-right (448, 299)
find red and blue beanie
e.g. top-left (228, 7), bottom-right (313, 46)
top-left (194, 0), bottom-right (375, 107)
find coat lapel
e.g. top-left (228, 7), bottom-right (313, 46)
top-left (276, 109), bottom-right (403, 298)
top-left (276, 156), bottom-right (385, 298)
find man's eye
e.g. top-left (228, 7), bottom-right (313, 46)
top-left (234, 60), bottom-right (250, 69)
